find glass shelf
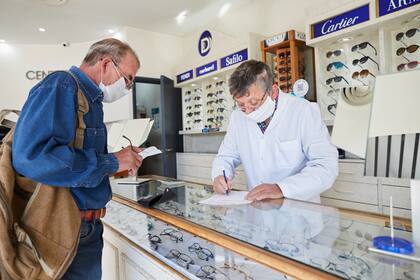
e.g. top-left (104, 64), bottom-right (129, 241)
top-left (146, 182), bottom-right (420, 280)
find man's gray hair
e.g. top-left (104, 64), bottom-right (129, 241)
top-left (228, 60), bottom-right (273, 98)
top-left (82, 38), bottom-right (140, 67)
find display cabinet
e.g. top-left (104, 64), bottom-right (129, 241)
top-left (261, 30), bottom-right (317, 101)
top-left (305, 0), bottom-right (420, 125)
top-left (108, 178), bottom-right (419, 280)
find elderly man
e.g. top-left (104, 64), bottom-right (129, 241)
top-left (212, 60), bottom-right (338, 203)
top-left (12, 38), bottom-right (141, 279)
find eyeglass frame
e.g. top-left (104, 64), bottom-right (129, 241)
top-left (111, 59), bottom-right (135, 90)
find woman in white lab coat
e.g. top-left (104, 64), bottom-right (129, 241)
top-left (212, 60), bottom-right (338, 203)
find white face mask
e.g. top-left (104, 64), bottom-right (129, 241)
top-left (99, 64), bottom-right (131, 103)
top-left (244, 94), bottom-right (275, 123)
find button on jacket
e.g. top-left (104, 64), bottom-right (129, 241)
top-left (212, 93), bottom-right (339, 202)
top-left (13, 66), bottom-right (119, 210)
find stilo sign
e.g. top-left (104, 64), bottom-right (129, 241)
top-left (198, 30), bottom-right (212, 57)
top-left (311, 4), bottom-right (370, 39)
top-left (377, 0), bottom-right (420, 17)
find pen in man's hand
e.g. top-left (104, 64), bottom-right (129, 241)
top-left (122, 135), bottom-right (135, 152)
top-left (223, 170), bottom-right (229, 195)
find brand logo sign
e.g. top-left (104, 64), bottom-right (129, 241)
top-left (220, 49), bottom-right (248, 69)
top-left (198, 30), bottom-right (212, 57)
top-left (311, 4), bottom-right (370, 39)
top-left (264, 32), bottom-right (288, 47)
top-left (377, 0), bottom-right (419, 17)
top-left (25, 70), bottom-right (55, 80)
top-left (196, 61), bottom-right (217, 77)
top-left (176, 69), bottom-right (193, 83)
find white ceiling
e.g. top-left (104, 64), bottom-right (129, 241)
top-left (0, 0), bottom-right (256, 44)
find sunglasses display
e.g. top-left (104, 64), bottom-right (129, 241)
top-left (326, 61), bottom-right (349, 72)
top-left (326, 76), bottom-right (350, 86)
top-left (279, 75), bottom-right (292, 82)
top-left (397, 61), bottom-right (419, 71)
top-left (352, 56), bottom-right (380, 70)
top-left (326, 49), bottom-right (342, 58)
top-left (351, 69), bottom-right (376, 79)
top-left (396, 28), bottom-right (420, 41)
top-left (351, 42), bottom-right (378, 55)
top-left (396, 45), bottom-right (419, 56)
top-left (394, 26), bottom-right (420, 73)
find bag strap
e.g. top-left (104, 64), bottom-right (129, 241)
top-left (43, 70), bottom-right (90, 149)
top-left (0, 110), bottom-right (19, 126)
top-left (63, 71), bottom-right (89, 150)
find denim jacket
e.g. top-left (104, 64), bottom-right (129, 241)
top-left (12, 66), bottom-right (119, 210)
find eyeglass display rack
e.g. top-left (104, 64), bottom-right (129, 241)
top-left (181, 72), bottom-right (235, 135)
top-left (260, 30), bottom-right (317, 101)
top-left (305, 0), bottom-right (420, 126)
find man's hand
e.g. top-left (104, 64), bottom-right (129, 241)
top-left (213, 175), bottom-right (232, 195)
top-left (113, 146), bottom-right (143, 176)
top-left (246, 184), bottom-right (283, 201)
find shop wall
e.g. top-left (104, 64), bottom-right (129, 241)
top-left (0, 26), bottom-right (183, 123)
top-left (175, 0), bottom-right (354, 153)
top-left (174, 0), bottom-right (354, 73)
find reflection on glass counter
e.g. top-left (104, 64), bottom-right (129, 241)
top-left (103, 200), bottom-right (287, 280)
top-left (146, 183), bottom-right (420, 280)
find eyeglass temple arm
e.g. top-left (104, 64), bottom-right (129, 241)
top-left (367, 43), bottom-right (377, 56)
top-left (402, 55), bottom-right (410, 62)
top-left (342, 76), bottom-right (350, 86)
top-left (357, 78), bottom-right (368, 86)
top-left (367, 56), bottom-right (380, 70)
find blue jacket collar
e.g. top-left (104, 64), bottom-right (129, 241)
top-left (69, 66), bottom-right (104, 103)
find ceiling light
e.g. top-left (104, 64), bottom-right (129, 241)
top-left (218, 3), bottom-right (231, 17)
top-left (175, 10), bottom-right (188, 24)
top-left (41, 0), bottom-right (68, 6)
top-left (108, 29), bottom-right (115, 34)
top-left (191, 83), bottom-right (197, 87)
top-left (0, 39), bottom-right (5, 43)
top-left (38, 27), bottom-right (46, 32)
top-left (338, 37), bottom-right (353, 42)
top-left (213, 77), bottom-right (219, 80)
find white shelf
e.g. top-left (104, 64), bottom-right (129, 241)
top-left (178, 129), bottom-right (226, 135)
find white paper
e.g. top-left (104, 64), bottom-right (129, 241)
top-left (199, 191), bottom-right (252, 206)
top-left (108, 119), bottom-right (154, 152)
top-left (139, 146), bottom-right (162, 159)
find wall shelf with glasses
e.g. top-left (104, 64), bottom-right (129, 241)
top-left (179, 72), bottom-right (235, 135)
top-left (260, 30), bottom-right (317, 101)
top-left (305, 0), bottom-right (420, 125)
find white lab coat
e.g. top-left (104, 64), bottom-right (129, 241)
top-left (211, 93), bottom-right (338, 202)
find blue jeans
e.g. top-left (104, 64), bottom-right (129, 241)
top-left (61, 220), bottom-right (104, 280)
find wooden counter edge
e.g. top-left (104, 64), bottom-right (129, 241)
top-left (112, 195), bottom-right (339, 280)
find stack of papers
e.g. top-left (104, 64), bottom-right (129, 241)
top-left (199, 191), bottom-right (252, 206)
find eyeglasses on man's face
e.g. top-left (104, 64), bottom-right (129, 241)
top-left (111, 59), bottom-right (135, 90)
top-left (234, 88), bottom-right (270, 113)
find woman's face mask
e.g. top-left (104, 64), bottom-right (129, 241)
top-left (99, 61), bottom-right (131, 103)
